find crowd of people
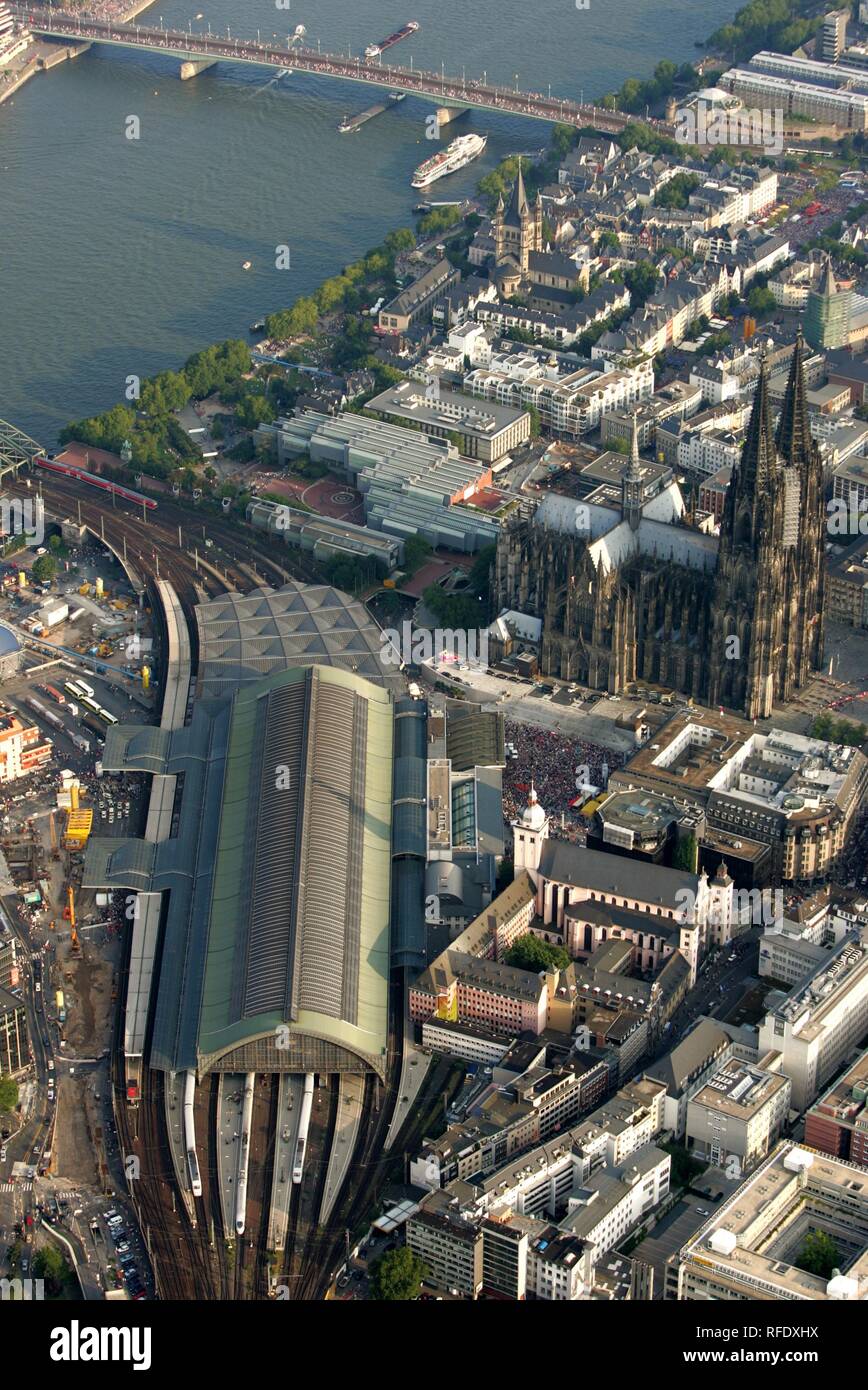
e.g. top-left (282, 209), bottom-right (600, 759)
top-left (501, 721), bottom-right (624, 842)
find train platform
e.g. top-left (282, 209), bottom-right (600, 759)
top-left (384, 1037), bottom-right (432, 1152)
top-left (266, 1075), bottom-right (303, 1252)
top-left (217, 1074), bottom-right (246, 1239)
top-left (319, 1073), bottom-right (365, 1225)
top-left (163, 1070), bottom-right (196, 1225)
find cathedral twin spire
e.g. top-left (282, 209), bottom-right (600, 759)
top-left (729, 331), bottom-right (813, 524)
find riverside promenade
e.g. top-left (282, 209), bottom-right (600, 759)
top-left (0, 0), bottom-right (157, 107)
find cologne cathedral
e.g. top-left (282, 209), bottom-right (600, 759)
top-left (493, 335), bottom-right (826, 720)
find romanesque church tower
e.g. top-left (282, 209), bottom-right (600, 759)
top-left (493, 160), bottom-right (543, 275)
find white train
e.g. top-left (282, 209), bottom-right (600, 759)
top-left (183, 1071), bottom-right (202, 1198)
top-left (235, 1073), bottom-right (256, 1235)
top-left (292, 1074), bottom-right (315, 1184)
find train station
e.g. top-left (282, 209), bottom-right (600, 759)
top-left (83, 581), bottom-right (398, 1083)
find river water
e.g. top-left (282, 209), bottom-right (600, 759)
top-left (0, 0), bottom-right (736, 442)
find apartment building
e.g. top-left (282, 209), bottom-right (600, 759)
top-left (562, 1145), bottom-right (671, 1257)
top-left (698, 464), bottom-right (732, 522)
top-left (378, 258), bottom-right (461, 333)
top-left (465, 356), bottom-right (652, 439)
top-left (0, 707), bottom-right (52, 783)
top-left (600, 379), bottom-right (702, 448)
top-left (687, 169), bottom-right (778, 227)
top-left (405, 1188), bottom-right (484, 1297)
top-left (676, 426), bottom-right (744, 477)
top-left (0, 986), bottom-right (28, 1075)
top-left (823, 8), bottom-right (849, 62)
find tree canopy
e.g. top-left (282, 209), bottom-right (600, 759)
top-left (369, 1247), bottom-right (430, 1301)
top-left (0, 1076), bottom-right (18, 1112)
top-left (32, 555), bottom-right (57, 585)
top-left (796, 1230), bottom-right (840, 1280)
top-left (33, 1243), bottom-right (70, 1295)
top-left (505, 933), bottom-right (571, 972)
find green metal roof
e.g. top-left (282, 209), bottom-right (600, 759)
top-left (196, 663), bottom-right (393, 1075)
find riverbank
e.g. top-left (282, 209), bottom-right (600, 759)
top-left (0, 0), bottom-right (158, 108)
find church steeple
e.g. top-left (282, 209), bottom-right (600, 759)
top-left (776, 331), bottom-right (812, 467)
top-left (622, 413), bottom-right (644, 531)
top-left (738, 353), bottom-right (777, 499)
top-left (505, 157), bottom-right (529, 225)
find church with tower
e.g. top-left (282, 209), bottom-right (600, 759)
top-left (491, 161), bottom-right (590, 309)
top-left (511, 784), bottom-right (737, 987)
top-left (495, 334), bottom-right (826, 721)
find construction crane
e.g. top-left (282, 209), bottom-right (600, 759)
top-left (62, 885), bottom-right (80, 954)
top-left (48, 811), bottom-right (60, 862)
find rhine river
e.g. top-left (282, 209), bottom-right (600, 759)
top-left (0, 0), bottom-right (739, 442)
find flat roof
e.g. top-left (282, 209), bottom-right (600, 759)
top-left (367, 380), bottom-right (529, 438)
top-left (678, 1143), bottom-right (868, 1299)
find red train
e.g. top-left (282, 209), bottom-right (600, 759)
top-left (35, 456), bottom-right (157, 510)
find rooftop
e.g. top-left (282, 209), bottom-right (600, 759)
top-left (678, 1143), bottom-right (868, 1300)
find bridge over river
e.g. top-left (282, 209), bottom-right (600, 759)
top-left (14, 6), bottom-right (674, 136)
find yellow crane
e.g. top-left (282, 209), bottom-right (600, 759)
top-left (62, 885), bottom-right (80, 954)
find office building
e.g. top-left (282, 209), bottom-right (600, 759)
top-left (0, 986), bottom-right (29, 1075)
top-left (757, 937), bottom-right (868, 1110)
top-left (365, 380), bottom-right (530, 463)
top-left (719, 64), bottom-right (868, 129)
top-left (685, 1055), bottom-right (791, 1171)
top-left (804, 257), bottom-right (852, 350)
top-left (805, 1046), bottom-right (868, 1164)
top-left (608, 710), bottom-right (868, 886)
top-left (675, 1144), bottom-right (868, 1299)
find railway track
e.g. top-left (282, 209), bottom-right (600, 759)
top-left (290, 979), bottom-right (406, 1299)
top-left (8, 471), bottom-right (323, 600)
top-left (276, 1076), bottom-right (340, 1300)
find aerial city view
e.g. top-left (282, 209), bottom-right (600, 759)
top-left (3, 0), bottom-right (868, 1358)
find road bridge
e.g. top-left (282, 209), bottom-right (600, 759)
top-left (14, 7), bottom-right (672, 136)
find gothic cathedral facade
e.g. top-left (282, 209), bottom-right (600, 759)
top-left (494, 336), bottom-right (826, 720)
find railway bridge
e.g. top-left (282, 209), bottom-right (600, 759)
top-left (13, 6), bottom-right (674, 136)
top-left (0, 416), bottom-right (44, 481)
